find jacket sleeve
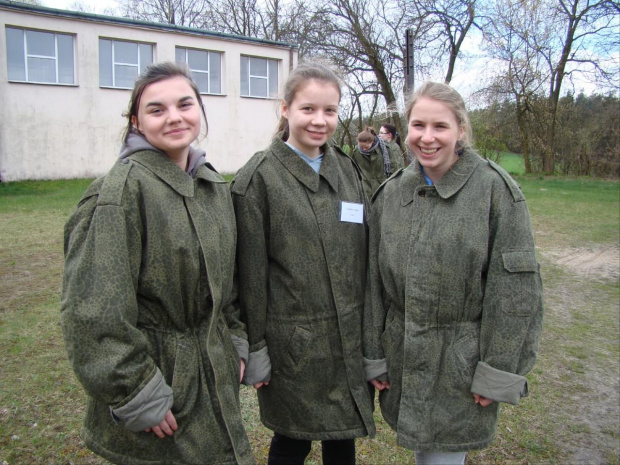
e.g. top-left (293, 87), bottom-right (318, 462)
top-left (60, 183), bottom-right (172, 430)
top-left (231, 181), bottom-right (272, 385)
top-left (362, 190), bottom-right (388, 380)
top-left (472, 176), bottom-right (544, 405)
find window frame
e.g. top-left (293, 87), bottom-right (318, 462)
top-left (175, 46), bottom-right (223, 95)
top-left (240, 55), bottom-right (279, 99)
top-left (98, 38), bottom-right (153, 89)
top-left (5, 26), bottom-right (76, 85)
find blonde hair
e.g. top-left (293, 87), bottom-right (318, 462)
top-left (404, 82), bottom-right (472, 151)
top-left (277, 61), bottom-right (342, 140)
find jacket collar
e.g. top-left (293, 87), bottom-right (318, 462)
top-left (130, 150), bottom-right (197, 197)
top-left (401, 149), bottom-right (481, 205)
top-left (271, 137), bottom-right (340, 193)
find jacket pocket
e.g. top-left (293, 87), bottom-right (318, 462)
top-left (279, 326), bottom-right (312, 380)
top-left (170, 342), bottom-right (198, 414)
top-left (446, 330), bottom-right (480, 392)
top-left (500, 250), bottom-right (541, 317)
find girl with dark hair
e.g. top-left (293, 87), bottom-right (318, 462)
top-left (232, 61), bottom-right (375, 464)
top-left (61, 62), bottom-right (254, 465)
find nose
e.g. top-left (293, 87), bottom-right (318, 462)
top-left (311, 111), bottom-right (327, 126)
top-left (421, 127), bottom-right (434, 143)
top-left (167, 107), bottom-right (182, 123)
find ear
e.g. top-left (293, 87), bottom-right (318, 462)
top-left (457, 126), bottom-right (465, 141)
top-left (131, 115), bottom-right (140, 133)
top-left (281, 100), bottom-right (289, 119)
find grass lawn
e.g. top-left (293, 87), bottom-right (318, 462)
top-left (0, 173), bottom-right (618, 464)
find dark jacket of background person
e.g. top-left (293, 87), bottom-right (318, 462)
top-left (231, 137), bottom-right (376, 441)
top-left (363, 149), bottom-right (544, 452)
top-left (61, 150), bottom-right (254, 465)
top-left (350, 143), bottom-right (403, 199)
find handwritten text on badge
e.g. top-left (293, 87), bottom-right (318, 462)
top-left (340, 201), bottom-right (364, 224)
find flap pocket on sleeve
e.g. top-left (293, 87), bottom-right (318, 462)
top-left (502, 251), bottom-right (539, 273)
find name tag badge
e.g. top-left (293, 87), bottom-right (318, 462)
top-left (340, 201), bottom-right (364, 224)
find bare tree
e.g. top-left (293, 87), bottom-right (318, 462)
top-left (117, 0), bottom-right (212, 28)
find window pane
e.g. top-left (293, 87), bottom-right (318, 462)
top-left (193, 72), bottom-right (209, 93)
top-left (268, 59), bottom-right (278, 97)
top-left (209, 52), bottom-right (221, 94)
top-left (240, 56), bottom-right (249, 96)
top-left (6, 27), bottom-right (26, 81)
top-left (114, 41), bottom-right (137, 64)
top-left (188, 49), bottom-right (208, 71)
top-left (249, 57), bottom-right (267, 76)
top-left (27, 56), bottom-right (56, 82)
top-left (26, 30), bottom-right (55, 57)
top-left (99, 38), bottom-right (112, 86)
top-left (115, 64), bottom-right (138, 88)
top-left (139, 43), bottom-right (152, 72)
top-left (250, 77), bottom-right (267, 97)
top-left (175, 47), bottom-right (186, 63)
top-left (57, 34), bottom-right (74, 84)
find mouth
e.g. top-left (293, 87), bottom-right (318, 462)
top-left (165, 128), bottom-right (188, 136)
top-left (307, 130), bottom-right (326, 138)
top-left (418, 147), bottom-right (439, 156)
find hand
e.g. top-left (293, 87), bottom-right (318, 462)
top-left (369, 379), bottom-right (390, 391)
top-left (253, 381), bottom-right (269, 389)
top-left (144, 410), bottom-right (178, 438)
top-left (473, 394), bottom-right (494, 407)
top-left (240, 359), bottom-right (246, 383)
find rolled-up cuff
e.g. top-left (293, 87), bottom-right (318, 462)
top-left (111, 368), bottom-right (173, 432)
top-left (470, 361), bottom-right (528, 406)
top-left (232, 335), bottom-right (249, 364)
top-left (242, 346), bottom-right (271, 386)
top-left (363, 357), bottom-right (388, 382)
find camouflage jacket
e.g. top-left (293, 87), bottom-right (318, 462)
top-left (61, 151), bottom-right (254, 465)
top-left (363, 150), bottom-right (544, 452)
top-left (350, 143), bottom-right (403, 200)
top-left (231, 138), bottom-right (376, 440)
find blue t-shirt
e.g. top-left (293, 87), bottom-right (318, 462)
top-left (286, 142), bottom-right (324, 173)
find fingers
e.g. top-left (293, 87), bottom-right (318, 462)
top-left (473, 394), bottom-right (494, 407)
top-left (253, 381), bottom-right (269, 389)
top-left (240, 359), bottom-right (246, 383)
top-left (146, 410), bottom-right (178, 438)
top-left (369, 379), bottom-right (390, 391)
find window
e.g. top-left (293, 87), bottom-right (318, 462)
top-left (99, 38), bottom-right (153, 88)
top-left (6, 27), bottom-right (75, 84)
top-left (176, 47), bottom-right (222, 94)
top-left (240, 56), bottom-right (278, 98)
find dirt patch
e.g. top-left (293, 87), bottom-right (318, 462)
top-left (542, 246), bottom-right (620, 281)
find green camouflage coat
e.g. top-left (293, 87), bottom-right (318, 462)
top-left (61, 151), bottom-right (254, 465)
top-left (350, 142), bottom-right (403, 200)
top-left (364, 150), bottom-right (543, 452)
top-left (231, 138), bottom-right (375, 440)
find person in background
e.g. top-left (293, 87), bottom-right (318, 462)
top-left (232, 61), bottom-right (375, 465)
top-left (379, 123), bottom-right (406, 166)
top-left (61, 62), bottom-right (254, 465)
top-left (364, 81), bottom-right (544, 465)
top-left (350, 126), bottom-right (403, 200)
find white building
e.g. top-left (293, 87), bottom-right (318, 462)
top-left (0, 0), bottom-right (298, 181)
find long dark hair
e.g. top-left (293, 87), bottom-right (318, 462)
top-left (277, 61), bottom-right (342, 141)
top-left (381, 123), bottom-right (401, 147)
top-left (122, 62), bottom-right (208, 142)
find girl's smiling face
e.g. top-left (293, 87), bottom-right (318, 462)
top-left (282, 79), bottom-right (340, 159)
top-left (132, 76), bottom-right (201, 166)
top-left (406, 96), bottom-right (464, 183)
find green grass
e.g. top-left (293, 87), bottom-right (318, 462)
top-left (497, 152), bottom-right (526, 176)
top-left (1, 176), bottom-right (618, 464)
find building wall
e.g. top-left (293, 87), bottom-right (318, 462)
top-left (0, 3), bottom-right (297, 181)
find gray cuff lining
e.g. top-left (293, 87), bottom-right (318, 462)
top-left (232, 335), bottom-right (249, 364)
top-left (363, 358), bottom-right (388, 381)
top-left (111, 368), bottom-right (173, 432)
top-left (242, 346), bottom-right (271, 385)
top-left (470, 361), bottom-right (528, 406)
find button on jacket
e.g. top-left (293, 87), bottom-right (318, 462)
top-left (232, 137), bottom-right (376, 441)
top-left (364, 149), bottom-right (544, 452)
top-left (61, 151), bottom-right (253, 465)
